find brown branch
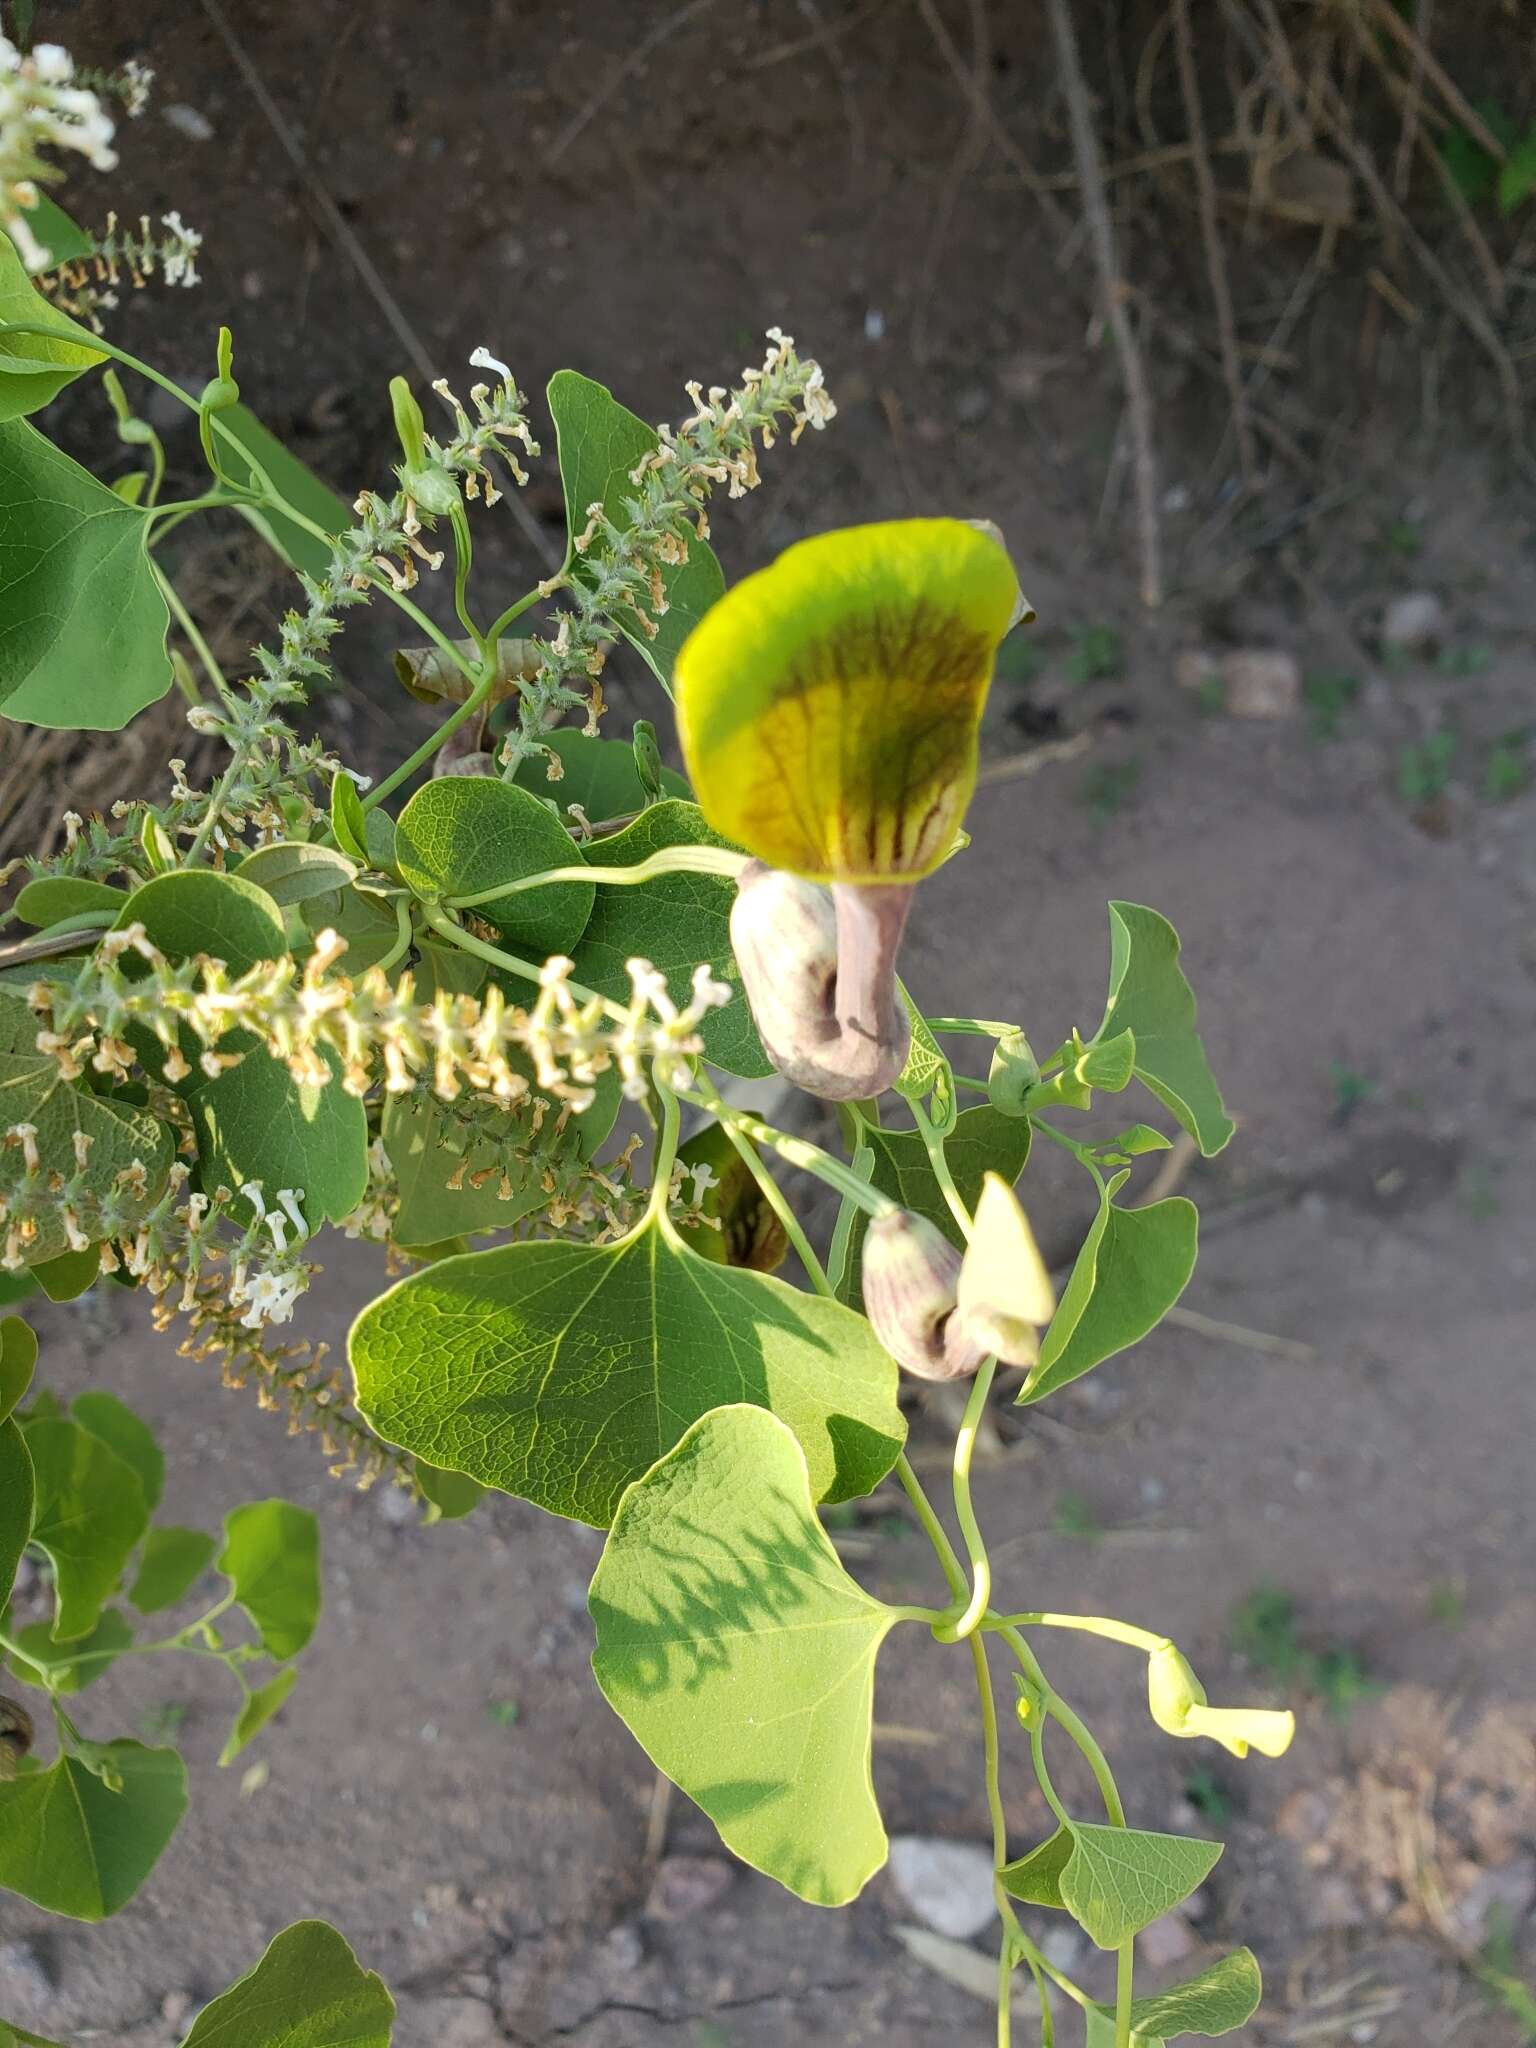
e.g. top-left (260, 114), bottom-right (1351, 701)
top-left (915, 0), bottom-right (1072, 240)
top-left (1045, 0), bottom-right (1164, 607)
top-left (1364, 0), bottom-right (1508, 165)
top-left (1171, 0), bottom-right (1257, 480)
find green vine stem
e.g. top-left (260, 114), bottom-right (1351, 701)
top-left (448, 842), bottom-right (748, 910)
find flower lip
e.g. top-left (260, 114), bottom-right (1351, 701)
top-left (676, 517), bottom-right (1024, 885)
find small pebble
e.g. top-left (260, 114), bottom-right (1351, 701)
top-left (644, 1854), bottom-right (735, 1923)
top-left (1380, 591), bottom-right (1446, 656)
top-left (1138, 1908), bottom-right (1196, 1968)
top-left (888, 1836), bottom-right (997, 1941)
top-left (163, 103), bottom-right (215, 141)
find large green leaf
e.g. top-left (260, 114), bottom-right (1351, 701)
top-left (0, 1418), bottom-right (33, 1614)
top-left (834, 1104), bottom-right (1033, 1305)
top-left (14, 194), bottom-right (94, 269)
top-left (189, 1038), bottom-right (368, 1230)
top-left (117, 869), bottom-right (286, 973)
top-left (1004, 1822), bottom-right (1222, 1949)
top-left (350, 1212), bottom-right (905, 1529)
top-left (0, 1315), bottom-right (36, 1421)
top-left (513, 727), bottom-right (689, 823)
top-left (71, 1392), bottom-right (164, 1513)
top-left (1086, 1949), bottom-right (1263, 2043)
top-left (129, 1526), bottom-right (216, 1615)
top-left (111, 871), bottom-right (369, 1224)
top-left (0, 1036), bottom-right (173, 1265)
top-left (1019, 1187), bottom-right (1197, 1406)
top-left (382, 1062), bottom-right (619, 1246)
top-left (218, 1500), bottom-right (321, 1660)
top-left (547, 369), bottom-right (725, 688)
top-left (212, 405), bottom-right (351, 581)
top-left (1097, 904), bottom-right (1234, 1157)
top-left (0, 1741), bottom-right (187, 1920)
top-left (0, 232), bottom-right (102, 421)
top-left (13, 876), bottom-right (127, 929)
top-left (395, 776), bottom-right (594, 956)
top-left (21, 1416), bottom-right (148, 1641)
top-left (569, 800), bottom-right (769, 1077)
top-left (179, 1919), bottom-right (396, 2048)
top-left (0, 419), bottom-right (169, 727)
top-left (233, 841), bottom-right (359, 908)
top-left (590, 1405), bottom-right (901, 1905)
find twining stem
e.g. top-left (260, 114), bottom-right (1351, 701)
top-left (448, 843), bottom-right (747, 910)
top-left (689, 1073), bottom-right (833, 1297)
top-left (646, 1082), bottom-right (683, 1223)
top-left (677, 1093), bottom-right (897, 1220)
top-left (933, 1355), bottom-right (997, 1642)
top-left (997, 1621), bottom-right (1134, 2048)
top-left (895, 1456), bottom-right (967, 1601)
top-left (988, 1612), bottom-right (1166, 1655)
top-left (151, 563), bottom-right (226, 700)
top-left (419, 906), bottom-right (622, 1017)
top-left (911, 1096), bottom-right (972, 1238)
top-left (364, 668), bottom-right (498, 810)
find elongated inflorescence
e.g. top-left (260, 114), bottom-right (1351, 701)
top-left (27, 924), bottom-right (732, 1111)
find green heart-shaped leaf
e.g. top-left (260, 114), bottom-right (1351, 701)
top-left (0, 232), bottom-right (102, 420)
top-left (0, 1741), bottom-right (186, 1921)
top-left (1019, 1188), bottom-right (1197, 1405)
top-left (218, 1499), bottom-right (321, 1660)
top-left (21, 1416), bottom-right (149, 1641)
top-left (0, 419), bottom-right (170, 727)
top-left (350, 1212), bottom-right (905, 1528)
top-left (590, 1404), bottom-right (902, 1905)
top-left (547, 369), bottom-right (726, 688)
top-left (395, 776), bottom-right (594, 955)
top-left (513, 728), bottom-right (689, 821)
top-left (569, 799), bottom-right (769, 1077)
top-left (1085, 1949), bottom-right (1262, 2042)
top-left (129, 1526), bottom-right (217, 1615)
top-left (1097, 904), bottom-right (1234, 1157)
top-left (219, 1667), bottom-right (298, 1767)
top-left (179, 1919), bottom-right (395, 2047)
top-left (1061, 1823), bottom-right (1222, 1949)
top-left (0, 1417), bottom-right (33, 1615)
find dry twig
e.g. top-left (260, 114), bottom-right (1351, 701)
top-left (1171, 0), bottom-right (1257, 480)
top-left (1045, 0), bottom-right (1164, 606)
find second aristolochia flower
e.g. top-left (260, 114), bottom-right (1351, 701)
top-left (676, 517), bottom-right (1022, 882)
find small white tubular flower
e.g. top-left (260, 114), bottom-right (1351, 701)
top-left (470, 346), bottom-right (513, 384)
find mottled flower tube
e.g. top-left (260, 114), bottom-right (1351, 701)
top-left (728, 862), bottom-right (911, 1100)
top-left (861, 1209), bottom-right (988, 1381)
top-left (679, 518), bottom-right (1024, 1098)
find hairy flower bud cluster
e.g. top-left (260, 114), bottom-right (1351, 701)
top-left (499, 330), bottom-right (835, 775)
top-left (29, 925), bottom-right (730, 1117)
top-left (0, 34), bottom-right (119, 271)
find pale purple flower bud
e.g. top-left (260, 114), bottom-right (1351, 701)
top-left (729, 861), bottom-right (911, 1100)
top-left (861, 1209), bottom-right (988, 1381)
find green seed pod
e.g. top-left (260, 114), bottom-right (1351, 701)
top-left (632, 719), bottom-right (666, 806)
top-left (198, 326), bottom-right (240, 415)
top-left (861, 1209), bottom-right (987, 1381)
top-left (987, 1029), bottom-right (1039, 1117)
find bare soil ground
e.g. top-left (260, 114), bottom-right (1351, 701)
top-left (4, 1), bottom-right (1535, 2043)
